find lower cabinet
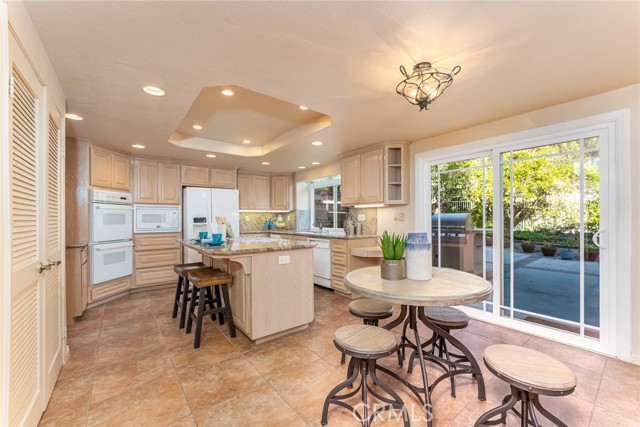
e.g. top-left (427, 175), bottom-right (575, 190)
top-left (133, 233), bottom-right (181, 288)
top-left (66, 245), bottom-right (88, 322)
top-left (330, 238), bottom-right (379, 298)
top-left (90, 276), bottom-right (131, 303)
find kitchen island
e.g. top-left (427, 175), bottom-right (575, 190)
top-left (179, 237), bottom-right (315, 343)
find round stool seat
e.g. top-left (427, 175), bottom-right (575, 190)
top-left (349, 299), bottom-right (394, 319)
top-left (334, 324), bottom-right (397, 358)
top-left (425, 306), bottom-right (469, 329)
top-left (174, 262), bottom-right (208, 277)
top-left (484, 344), bottom-right (577, 394)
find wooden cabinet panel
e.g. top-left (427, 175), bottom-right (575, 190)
top-left (229, 259), bottom-right (250, 334)
top-left (90, 147), bottom-right (112, 188)
top-left (251, 175), bottom-right (270, 210)
top-left (340, 155), bottom-right (360, 205)
top-left (112, 154), bottom-right (130, 191)
top-left (210, 168), bottom-right (237, 188)
top-left (134, 159), bottom-right (158, 203)
top-left (134, 233), bottom-right (181, 251)
top-left (158, 162), bottom-right (181, 204)
top-left (359, 148), bottom-right (383, 203)
top-left (181, 165), bottom-right (209, 186)
top-left (90, 276), bottom-right (131, 302)
top-left (238, 174), bottom-right (251, 210)
top-left (134, 249), bottom-right (181, 269)
top-left (134, 266), bottom-right (177, 288)
top-left (270, 175), bottom-right (292, 211)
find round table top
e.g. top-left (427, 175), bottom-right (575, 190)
top-left (344, 266), bottom-right (493, 307)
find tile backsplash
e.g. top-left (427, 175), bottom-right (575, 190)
top-left (348, 207), bottom-right (377, 235)
top-left (240, 212), bottom-right (297, 232)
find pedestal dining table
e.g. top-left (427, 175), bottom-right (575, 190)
top-left (344, 266), bottom-right (493, 426)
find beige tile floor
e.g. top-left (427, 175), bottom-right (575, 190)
top-left (40, 286), bottom-right (640, 427)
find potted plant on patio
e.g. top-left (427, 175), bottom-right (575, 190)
top-left (520, 240), bottom-right (536, 253)
top-left (541, 241), bottom-right (557, 257)
top-left (584, 243), bottom-right (600, 261)
top-left (559, 238), bottom-right (576, 260)
top-left (379, 231), bottom-right (407, 280)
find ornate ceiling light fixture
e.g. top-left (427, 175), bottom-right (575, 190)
top-left (396, 61), bottom-right (461, 110)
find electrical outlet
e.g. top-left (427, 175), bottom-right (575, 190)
top-left (357, 214), bottom-right (366, 221)
top-left (244, 215), bottom-right (250, 221)
top-left (394, 213), bottom-right (405, 222)
top-left (278, 255), bottom-right (290, 265)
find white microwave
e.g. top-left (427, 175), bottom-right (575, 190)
top-left (134, 205), bottom-right (181, 233)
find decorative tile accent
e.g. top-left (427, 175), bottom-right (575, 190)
top-left (239, 212), bottom-right (297, 232)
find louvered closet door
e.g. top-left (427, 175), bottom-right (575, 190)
top-left (8, 35), bottom-right (45, 427)
top-left (43, 110), bottom-right (63, 401)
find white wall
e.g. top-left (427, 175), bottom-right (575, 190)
top-left (402, 84), bottom-right (640, 362)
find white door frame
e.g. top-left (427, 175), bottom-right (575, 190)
top-left (415, 110), bottom-right (632, 361)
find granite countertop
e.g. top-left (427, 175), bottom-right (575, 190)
top-left (241, 230), bottom-right (378, 240)
top-left (179, 237), bottom-right (315, 257)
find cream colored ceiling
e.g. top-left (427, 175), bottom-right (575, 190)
top-left (23, 1), bottom-right (640, 173)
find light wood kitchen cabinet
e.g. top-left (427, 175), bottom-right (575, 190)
top-left (330, 237), bottom-right (379, 298)
top-left (90, 147), bottom-right (130, 191)
top-left (270, 175), bottom-right (294, 211)
top-left (134, 159), bottom-right (181, 204)
top-left (133, 233), bottom-right (181, 288)
top-left (210, 168), bottom-right (237, 188)
top-left (238, 174), bottom-right (270, 210)
top-left (181, 165), bottom-right (209, 186)
top-left (340, 142), bottom-right (410, 206)
top-left (90, 276), bottom-right (131, 303)
top-left (112, 154), bottom-right (130, 190)
top-left (65, 245), bottom-right (88, 323)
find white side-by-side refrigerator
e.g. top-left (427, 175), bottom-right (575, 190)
top-left (182, 187), bottom-right (240, 263)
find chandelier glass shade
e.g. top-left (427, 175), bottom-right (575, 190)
top-left (396, 62), bottom-right (461, 110)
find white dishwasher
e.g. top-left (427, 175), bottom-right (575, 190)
top-left (307, 238), bottom-right (331, 288)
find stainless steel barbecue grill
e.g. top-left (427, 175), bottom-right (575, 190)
top-left (432, 213), bottom-right (481, 273)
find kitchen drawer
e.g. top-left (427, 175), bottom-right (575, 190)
top-left (330, 240), bottom-right (347, 254)
top-left (134, 233), bottom-right (181, 251)
top-left (134, 265), bottom-right (178, 287)
top-left (134, 249), bottom-right (181, 269)
top-left (331, 263), bottom-right (347, 278)
top-left (331, 252), bottom-right (347, 266)
top-left (331, 277), bottom-right (349, 293)
top-left (90, 276), bottom-right (131, 302)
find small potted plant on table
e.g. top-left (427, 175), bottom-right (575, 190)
top-left (541, 241), bottom-right (557, 257)
top-left (379, 231), bottom-right (407, 280)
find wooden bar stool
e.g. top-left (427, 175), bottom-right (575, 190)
top-left (185, 268), bottom-right (236, 348)
top-left (322, 324), bottom-right (408, 427)
top-left (407, 306), bottom-right (470, 397)
top-left (475, 344), bottom-right (577, 427)
top-left (341, 299), bottom-right (397, 365)
top-left (172, 262), bottom-right (211, 329)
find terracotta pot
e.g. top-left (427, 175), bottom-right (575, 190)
top-left (381, 259), bottom-right (406, 280)
top-left (541, 246), bottom-right (557, 257)
top-left (521, 243), bottom-right (536, 253)
top-left (584, 250), bottom-right (600, 262)
top-left (486, 238), bottom-right (493, 247)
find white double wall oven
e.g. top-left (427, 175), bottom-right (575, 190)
top-left (89, 189), bottom-right (134, 285)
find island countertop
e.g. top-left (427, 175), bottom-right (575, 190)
top-left (240, 230), bottom-right (379, 240)
top-left (178, 237), bottom-right (315, 257)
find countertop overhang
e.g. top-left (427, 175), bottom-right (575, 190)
top-left (179, 237), bottom-right (315, 257)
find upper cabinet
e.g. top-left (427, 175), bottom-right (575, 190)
top-left (340, 141), bottom-right (410, 206)
top-left (210, 168), bottom-right (237, 188)
top-left (90, 147), bottom-right (130, 191)
top-left (270, 175), bottom-right (294, 211)
top-left (238, 173), bottom-right (271, 210)
top-left (134, 159), bottom-right (181, 204)
top-left (181, 165), bottom-right (209, 186)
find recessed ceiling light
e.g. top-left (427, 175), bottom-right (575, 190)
top-left (131, 144), bottom-right (145, 149)
top-left (312, 162), bottom-right (320, 165)
top-left (192, 125), bottom-right (203, 130)
top-left (221, 89), bottom-right (234, 96)
top-left (206, 154), bottom-right (217, 158)
top-left (143, 86), bottom-right (165, 96)
top-left (65, 113), bottom-right (83, 121)
top-left (242, 139), bottom-right (251, 144)
top-left (298, 166), bottom-right (306, 169)
top-left (261, 162), bottom-right (270, 165)
top-left (299, 105), bottom-right (309, 110)
top-left (311, 141), bottom-right (323, 146)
